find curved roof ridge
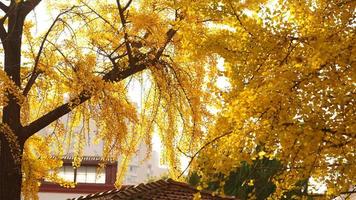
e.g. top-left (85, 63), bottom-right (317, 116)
top-left (67, 178), bottom-right (236, 200)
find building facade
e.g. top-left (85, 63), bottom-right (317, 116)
top-left (38, 146), bottom-right (168, 200)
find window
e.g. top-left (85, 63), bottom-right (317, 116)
top-left (57, 165), bottom-right (105, 184)
top-left (76, 166), bottom-right (105, 184)
top-left (125, 175), bottom-right (137, 183)
top-left (58, 166), bottom-right (75, 182)
top-left (129, 165), bottom-right (139, 172)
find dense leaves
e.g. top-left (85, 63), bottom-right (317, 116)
top-left (189, 152), bottom-right (313, 199)
top-left (0, 0), bottom-right (217, 199)
top-left (189, 157), bottom-right (283, 199)
top-left (0, 0), bottom-right (354, 199)
top-left (190, 0), bottom-right (355, 199)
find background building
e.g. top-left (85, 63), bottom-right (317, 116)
top-left (38, 143), bottom-right (168, 200)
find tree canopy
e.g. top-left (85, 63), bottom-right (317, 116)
top-left (0, 0), bottom-right (217, 199)
top-left (189, 0), bottom-right (355, 199)
top-left (0, 0), bottom-right (354, 200)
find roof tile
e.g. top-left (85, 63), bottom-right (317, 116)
top-left (69, 179), bottom-right (235, 200)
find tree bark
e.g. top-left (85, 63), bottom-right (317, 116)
top-left (0, 134), bottom-right (24, 200)
top-left (0, 4), bottom-right (26, 200)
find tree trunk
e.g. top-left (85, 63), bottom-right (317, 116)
top-left (0, 135), bottom-right (23, 200)
top-left (1, 5), bottom-right (26, 200)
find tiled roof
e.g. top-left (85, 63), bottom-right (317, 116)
top-left (62, 155), bottom-right (116, 163)
top-left (67, 179), bottom-right (235, 200)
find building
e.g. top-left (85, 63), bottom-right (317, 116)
top-left (123, 147), bottom-right (168, 185)
top-left (38, 145), bottom-right (168, 200)
top-left (67, 178), bottom-right (234, 200)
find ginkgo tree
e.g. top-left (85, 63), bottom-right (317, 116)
top-left (0, 0), bottom-right (219, 200)
top-left (189, 0), bottom-right (355, 199)
top-left (1, 0), bottom-right (354, 199)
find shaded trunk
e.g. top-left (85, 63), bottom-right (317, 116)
top-left (0, 135), bottom-right (24, 200)
top-left (1, 6), bottom-right (25, 200)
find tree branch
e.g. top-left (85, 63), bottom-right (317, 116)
top-left (20, 0), bottom-right (41, 16)
top-left (0, 1), bottom-right (11, 44)
top-left (228, 0), bottom-right (253, 37)
top-left (23, 7), bottom-right (76, 96)
top-left (81, 1), bottom-right (117, 30)
top-left (178, 130), bottom-right (233, 178)
top-left (156, 29), bottom-right (176, 58)
top-left (117, 0), bottom-right (134, 65)
top-left (122, 0), bottom-right (132, 12)
top-left (0, 1), bottom-right (8, 13)
top-left (0, 23), bottom-right (6, 44)
top-left (23, 62), bottom-right (147, 138)
top-left (23, 28), bottom-right (177, 139)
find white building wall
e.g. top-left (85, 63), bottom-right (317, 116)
top-left (123, 148), bottom-right (168, 185)
top-left (38, 192), bottom-right (87, 200)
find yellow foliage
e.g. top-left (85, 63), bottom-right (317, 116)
top-left (0, 0), bottom-right (354, 199)
top-left (190, 0), bottom-right (355, 198)
top-left (22, 135), bottom-right (71, 200)
top-left (193, 192), bottom-right (202, 200)
top-left (0, 0), bottom-right (217, 199)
